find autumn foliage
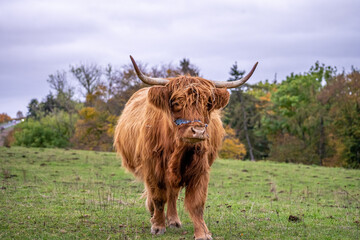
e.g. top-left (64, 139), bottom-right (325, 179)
top-left (0, 113), bottom-right (11, 123)
top-left (71, 107), bottom-right (117, 151)
top-left (219, 126), bottom-right (246, 160)
top-left (9, 60), bottom-right (360, 168)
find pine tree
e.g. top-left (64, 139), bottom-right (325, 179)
top-left (227, 62), bottom-right (255, 161)
top-left (178, 58), bottom-right (200, 76)
top-left (228, 62), bottom-right (245, 81)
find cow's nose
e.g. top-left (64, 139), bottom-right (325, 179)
top-left (191, 126), bottom-right (206, 138)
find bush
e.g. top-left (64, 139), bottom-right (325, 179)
top-left (70, 107), bottom-right (117, 151)
top-left (14, 111), bottom-right (77, 148)
top-left (219, 126), bottom-right (246, 160)
top-left (269, 133), bottom-right (319, 165)
top-left (3, 128), bottom-right (16, 147)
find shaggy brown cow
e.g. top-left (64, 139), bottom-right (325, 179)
top-left (114, 56), bottom-right (258, 240)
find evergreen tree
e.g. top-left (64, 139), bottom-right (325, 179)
top-left (228, 62), bottom-right (245, 81)
top-left (40, 93), bottom-right (60, 115)
top-left (225, 62), bottom-right (255, 161)
top-left (27, 99), bottom-right (40, 119)
top-left (178, 58), bottom-right (200, 76)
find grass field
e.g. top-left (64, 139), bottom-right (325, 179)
top-left (0, 146), bottom-right (359, 239)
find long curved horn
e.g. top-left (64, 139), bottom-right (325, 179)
top-left (130, 55), bottom-right (169, 85)
top-left (212, 62), bottom-right (259, 88)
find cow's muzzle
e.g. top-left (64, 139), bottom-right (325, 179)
top-left (181, 125), bottom-right (208, 143)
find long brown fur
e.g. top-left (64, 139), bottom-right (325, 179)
top-left (114, 76), bottom-right (229, 239)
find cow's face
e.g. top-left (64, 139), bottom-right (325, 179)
top-left (130, 56), bottom-right (256, 144)
top-left (148, 77), bottom-right (229, 143)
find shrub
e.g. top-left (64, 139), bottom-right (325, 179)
top-left (14, 111), bottom-right (76, 148)
top-left (219, 126), bottom-right (246, 160)
top-left (70, 107), bottom-right (117, 151)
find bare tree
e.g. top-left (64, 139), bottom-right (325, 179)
top-left (151, 63), bottom-right (179, 78)
top-left (104, 64), bottom-right (122, 100)
top-left (47, 70), bottom-right (68, 95)
top-left (70, 64), bottom-right (101, 96)
top-left (47, 70), bottom-right (75, 113)
top-left (16, 111), bottom-right (24, 119)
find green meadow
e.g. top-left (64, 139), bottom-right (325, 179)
top-left (0, 146), bottom-right (359, 239)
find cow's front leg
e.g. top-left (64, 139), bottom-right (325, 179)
top-left (185, 173), bottom-right (212, 240)
top-left (166, 186), bottom-right (182, 228)
top-left (144, 185), bottom-right (154, 217)
top-left (146, 180), bottom-right (167, 235)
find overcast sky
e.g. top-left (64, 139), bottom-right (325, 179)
top-left (1, 0), bottom-right (359, 117)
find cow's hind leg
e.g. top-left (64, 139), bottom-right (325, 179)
top-left (145, 179), bottom-right (167, 235)
top-left (185, 173), bottom-right (212, 240)
top-left (166, 187), bottom-right (182, 228)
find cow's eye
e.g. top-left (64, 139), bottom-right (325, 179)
top-left (207, 98), bottom-right (213, 110)
top-left (171, 102), bottom-right (182, 112)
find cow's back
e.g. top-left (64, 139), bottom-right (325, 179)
top-left (114, 88), bottom-right (150, 179)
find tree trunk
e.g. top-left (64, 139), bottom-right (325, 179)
top-left (239, 91), bottom-right (255, 161)
top-left (319, 116), bottom-right (325, 166)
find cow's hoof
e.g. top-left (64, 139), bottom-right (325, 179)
top-left (167, 217), bottom-right (182, 228)
top-left (151, 225), bottom-right (166, 235)
top-left (194, 234), bottom-right (212, 240)
top-left (168, 221), bottom-right (182, 228)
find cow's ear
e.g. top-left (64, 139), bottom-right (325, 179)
top-left (212, 88), bottom-right (230, 109)
top-left (148, 86), bottom-right (169, 110)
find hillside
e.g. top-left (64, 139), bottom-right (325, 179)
top-left (0, 147), bottom-right (359, 239)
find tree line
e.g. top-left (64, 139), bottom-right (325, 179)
top-left (8, 59), bottom-right (360, 168)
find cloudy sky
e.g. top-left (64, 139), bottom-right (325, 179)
top-left (1, 0), bottom-right (359, 117)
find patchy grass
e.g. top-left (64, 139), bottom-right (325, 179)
top-left (0, 146), bottom-right (359, 239)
